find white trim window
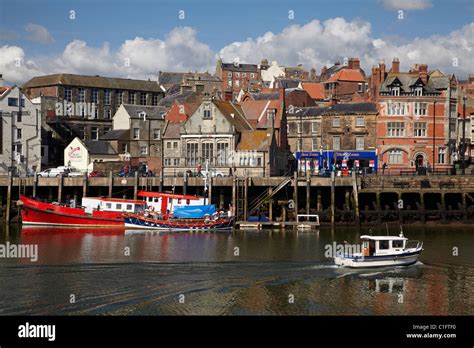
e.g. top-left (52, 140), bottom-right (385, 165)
top-left (387, 102), bottom-right (407, 116)
top-left (332, 136), bottom-right (341, 150)
top-left (388, 150), bottom-right (402, 164)
top-left (312, 138), bottom-right (318, 151)
top-left (311, 121), bottom-right (318, 133)
top-left (356, 117), bottom-right (364, 127)
top-left (355, 136), bottom-right (364, 150)
top-left (104, 90), bottom-right (111, 105)
top-left (153, 129), bottom-right (161, 140)
top-left (414, 102), bottom-right (427, 116)
top-left (438, 147), bottom-right (446, 164)
top-left (140, 146), bottom-right (148, 155)
top-left (332, 117), bottom-right (340, 127)
top-left (387, 122), bottom-right (405, 137)
top-left (133, 128), bottom-right (140, 140)
top-left (414, 122), bottom-right (427, 137)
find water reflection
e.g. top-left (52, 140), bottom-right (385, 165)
top-left (0, 224), bottom-right (472, 315)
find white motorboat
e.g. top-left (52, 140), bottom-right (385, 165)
top-left (334, 231), bottom-right (423, 268)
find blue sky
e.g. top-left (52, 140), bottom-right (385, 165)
top-left (0, 0), bottom-right (473, 83)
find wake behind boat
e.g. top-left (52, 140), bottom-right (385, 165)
top-left (334, 231), bottom-right (423, 268)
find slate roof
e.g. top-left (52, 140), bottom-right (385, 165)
top-left (322, 102), bottom-right (378, 115)
top-left (380, 73), bottom-right (449, 93)
top-left (84, 140), bottom-right (117, 155)
top-left (221, 63), bottom-right (259, 72)
top-left (100, 129), bottom-right (128, 140)
top-left (291, 103), bottom-right (377, 117)
top-left (22, 73), bottom-right (163, 92)
top-left (248, 92), bottom-right (279, 100)
top-left (158, 71), bottom-right (220, 87)
top-left (158, 90), bottom-right (201, 107)
top-left (122, 105), bottom-right (168, 119)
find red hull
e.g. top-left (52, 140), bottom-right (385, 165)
top-left (20, 196), bottom-right (124, 227)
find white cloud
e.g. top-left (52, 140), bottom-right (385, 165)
top-left (382, 0), bottom-right (432, 11)
top-left (0, 45), bottom-right (43, 84)
top-left (1, 21), bottom-right (473, 85)
top-left (219, 18), bottom-right (474, 79)
top-left (25, 23), bottom-right (54, 44)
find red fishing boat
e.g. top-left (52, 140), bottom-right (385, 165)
top-left (19, 196), bottom-right (146, 227)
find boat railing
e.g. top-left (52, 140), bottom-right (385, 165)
top-left (296, 214), bottom-right (320, 224)
top-left (405, 240), bottom-right (423, 250)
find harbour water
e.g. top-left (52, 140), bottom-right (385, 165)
top-left (0, 224), bottom-right (473, 315)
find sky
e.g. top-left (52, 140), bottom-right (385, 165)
top-left (0, 0), bottom-right (473, 84)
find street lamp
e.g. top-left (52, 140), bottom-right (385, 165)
top-left (462, 95), bottom-right (467, 175)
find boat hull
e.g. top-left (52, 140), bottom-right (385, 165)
top-left (334, 249), bottom-right (422, 268)
top-left (124, 215), bottom-right (234, 231)
top-left (20, 196), bottom-right (124, 227)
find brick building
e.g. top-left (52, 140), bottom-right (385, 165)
top-left (371, 58), bottom-right (458, 172)
top-left (215, 59), bottom-right (261, 100)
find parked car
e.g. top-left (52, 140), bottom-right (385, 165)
top-left (37, 168), bottom-right (67, 178)
top-left (89, 170), bottom-right (106, 177)
top-left (66, 167), bottom-right (84, 177)
top-left (199, 170), bottom-right (225, 178)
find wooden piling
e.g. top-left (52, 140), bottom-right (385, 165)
top-left (351, 170), bottom-right (360, 225)
top-left (183, 172), bottom-right (187, 195)
top-left (232, 177), bottom-right (236, 215)
top-left (57, 174), bottom-right (63, 203)
top-left (32, 173), bottom-right (38, 198)
top-left (268, 187), bottom-right (273, 221)
top-left (316, 189), bottom-right (322, 211)
top-left (243, 176), bottom-right (248, 221)
top-left (462, 192), bottom-right (467, 222)
top-left (440, 192), bottom-right (446, 222)
top-left (6, 172), bottom-right (12, 223)
top-left (159, 171), bottom-right (163, 192)
top-left (375, 192), bottom-right (381, 224)
top-left (108, 170), bottom-right (113, 198)
top-left (219, 188), bottom-right (224, 210)
top-left (134, 171), bottom-right (139, 200)
top-left (293, 171), bottom-right (298, 220)
top-left (419, 192), bottom-right (426, 224)
top-left (306, 174), bottom-right (310, 215)
top-left (83, 173), bottom-right (88, 197)
top-left (330, 171), bottom-right (335, 227)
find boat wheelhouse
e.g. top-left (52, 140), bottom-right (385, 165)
top-left (137, 191), bottom-right (206, 214)
top-left (334, 233), bottom-right (423, 268)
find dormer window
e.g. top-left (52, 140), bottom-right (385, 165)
top-left (415, 86), bottom-right (423, 96)
top-left (391, 86), bottom-right (400, 96)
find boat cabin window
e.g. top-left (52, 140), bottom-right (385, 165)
top-left (392, 240), bottom-right (404, 248)
top-left (154, 198), bottom-right (159, 202)
top-left (186, 199), bottom-right (190, 204)
top-left (106, 203), bottom-right (112, 209)
top-left (126, 204), bottom-right (133, 211)
top-left (116, 203), bottom-right (122, 210)
top-left (178, 199), bottom-right (181, 204)
top-left (379, 240), bottom-right (390, 249)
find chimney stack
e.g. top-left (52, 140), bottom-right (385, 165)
top-left (348, 58), bottom-right (360, 70)
top-left (379, 59), bottom-right (386, 81)
top-left (418, 64), bottom-right (428, 85)
top-left (391, 58), bottom-right (400, 74)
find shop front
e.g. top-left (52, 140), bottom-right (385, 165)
top-left (295, 150), bottom-right (378, 176)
